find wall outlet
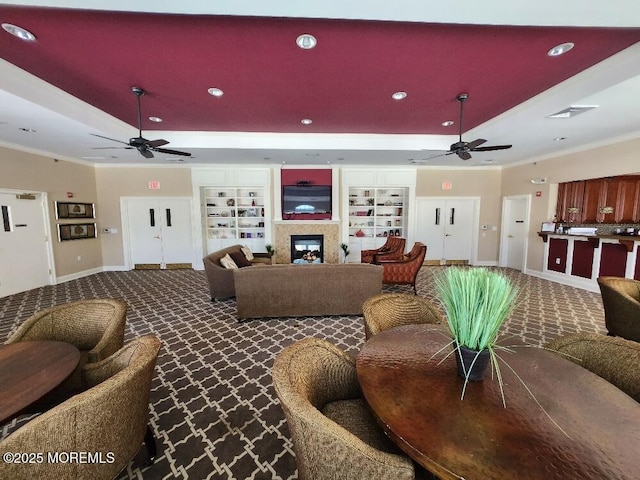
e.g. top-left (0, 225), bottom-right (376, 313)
top-left (555, 258), bottom-right (561, 265)
top-left (76, 255), bottom-right (82, 262)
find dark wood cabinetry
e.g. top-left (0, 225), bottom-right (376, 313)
top-left (556, 175), bottom-right (640, 224)
top-left (581, 178), bottom-right (606, 223)
top-left (556, 181), bottom-right (585, 223)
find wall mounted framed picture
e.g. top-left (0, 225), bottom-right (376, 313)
top-left (55, 201), bottom-right (95, 219)
top-left (58, 223), bottom-right (97, 241)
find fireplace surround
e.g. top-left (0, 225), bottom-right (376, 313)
top-left (273, 221), bottom-right (340, 264)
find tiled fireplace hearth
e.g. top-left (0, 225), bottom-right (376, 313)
top-left (273, 221), bottom-right (340, 264)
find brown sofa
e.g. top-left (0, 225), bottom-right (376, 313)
top-left (234, 263), bottom-right (383, 320)
top-left (203, 244), bottom-right (271, 300)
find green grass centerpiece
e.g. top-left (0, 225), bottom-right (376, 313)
top-left (435, 267), bottom-right (519, 386)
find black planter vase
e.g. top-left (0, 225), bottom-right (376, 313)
top-left (454, 344), bottom-right (490, 381)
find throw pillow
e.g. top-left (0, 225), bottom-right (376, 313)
top-left (219, 253), bottom-right (238, 269)
top-left (230, 250), bottom-right (252, 268)
top-left (241, 245), bottom-right (254, 261)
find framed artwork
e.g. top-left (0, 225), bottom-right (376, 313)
top-left (58, 223), bottom-right (97, 241)
top-left (56, 201), bottom-right (95, 219)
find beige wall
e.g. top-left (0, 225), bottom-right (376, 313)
top-left (0, 147), bottom-right (101, 277)
top-left (502, 137), bottom-right (640, 272)
top-left (4, 136), bottom-right (640, 280)
top-left (95, 166), bottom-right (193, 267)
top-left (415, 168), bottom-right (502, 262)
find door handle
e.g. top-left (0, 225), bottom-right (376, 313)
top-left (445, 233), bottom-right (451, 237)
top-left (154, 235), bottom-right (161, 239)
top-left (508, 235), bottom-right (514, 238)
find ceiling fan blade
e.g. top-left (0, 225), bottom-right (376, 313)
top-left (422, 151), bottom-right (456, 161)
top-left (153, 147), bottom-right (192, 157)
top-left (139, 148), bottom-right (154, 159)
top-left (457, 150), bottom-right (472, 161)
top-left (90, 133), bottom-right (129, 145)
top-left (92, 146), bottom-right (135, 150)
top-left (145, 139), bottom-right (169, 148)
top-left (466, 138), bottom-right (487, 149)
top-left (471, 144), bottom-right (512, 152)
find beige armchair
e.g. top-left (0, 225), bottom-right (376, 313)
top-left (5, 298), bottom-right (127, 406)
top-left (545, 332), bottom-right (640, 402)
top-left (597, 276), bottom-right (640, 342)
top-left (272, 337), bottom-right (417, 480)
top-left (363, 293), bottom-right (444, 340)
top-left (0, 335), bottom-right (161, 480)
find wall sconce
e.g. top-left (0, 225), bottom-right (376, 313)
top-left (599, 206), bottom-right (614, 214)
top-left (567, 207), bottom-right (580, 214)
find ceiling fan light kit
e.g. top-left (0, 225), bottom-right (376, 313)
top-left (91, 86), bottom-right (191, 159)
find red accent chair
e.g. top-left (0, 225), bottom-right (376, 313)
top-left (377, 242), bottom-right (427, 294)
top-left (360, 236), bottom-right (406, 264)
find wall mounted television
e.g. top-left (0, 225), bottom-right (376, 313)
top-left (282, 185), bottom-right (332, 214)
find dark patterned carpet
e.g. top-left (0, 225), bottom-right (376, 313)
top-left (0, 267), bottom-right (606, 479)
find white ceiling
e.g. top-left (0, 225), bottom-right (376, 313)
top-left (1, 0), bottom-right (640, 168)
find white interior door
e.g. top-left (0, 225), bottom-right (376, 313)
top-left (0, 192), bottom-right (53, 297)
top-left (442, 199), bottom-right (475, 261)
top-left (500, 196), bottom-right (530, 271)
top-left (124, 198), bottom-right (194, 269)
top-left (416, 197), bottom-right (477, 264)
top-left (415, 199), bottom-right (445, 261)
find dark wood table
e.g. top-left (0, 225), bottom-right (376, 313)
top-left (0, 340), bottom-right (80, 422)
top-left (356, 325), bottom-right (640, 480)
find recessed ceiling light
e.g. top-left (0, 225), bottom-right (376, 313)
top-left (81, 156), bottom-right (105, 160)
top-left (296, 34), bottom-right (317, 50)
top-left (148, 116), bottom-right (163, 123)
top-left (441, 120), bottom-right (454, 127)
top-left (392, 91), bottom-right (407, 100)
top-left (18, 127), bottom-right (36, 133)
top-left (301, 118), bottom-right (313, 125)
top-left (547, 42), bottom-right (574, 57)
top-left (208, 87), bottom-right (224, 97)
top-left (305, 153), bottom-right (320, 157)
top-left (2, 23), bottom-right (36, 41)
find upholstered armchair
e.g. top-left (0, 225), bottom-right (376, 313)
top-left (361, 236), bottom-right (406, 264)
top-left (363, 293), bottom-right (444, 340)
top-left (597, 276), bottom-right (640, 342)
top-left (5, 298), bottom-right (127, 406)
top-left (545, 333), bottom-right (640, 402)
top-left (272, 338), bottom-right (418, 480)
top-left (0, 335), bottom-right (161, 480)
top-left (376, 242), bottom-right (427, 294)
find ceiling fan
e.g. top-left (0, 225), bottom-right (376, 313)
top-left (437, 93), bottom-right (512, 161)
top-left (91, 86), bottom-right (191, 159)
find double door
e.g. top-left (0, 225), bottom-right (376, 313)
top-left (416, 198), bottom-right (476, 264)
top-left (125, 198), bottom-right (194, 269)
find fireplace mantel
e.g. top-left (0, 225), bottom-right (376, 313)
top-left (273, 221), bottom-right (341, 264)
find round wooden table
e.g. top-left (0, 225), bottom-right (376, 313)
top-left (356, 325), bottom-right (640, 480)
top-left (0, 340), bottom-right (80, 422)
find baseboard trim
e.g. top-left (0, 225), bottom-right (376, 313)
top-left (524, 268), bottom-right (599, 293)
top-left (56, 267), bottom-right (104, 284)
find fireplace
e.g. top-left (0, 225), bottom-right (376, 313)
top-left (291, 234), bottom-right (324, 263)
